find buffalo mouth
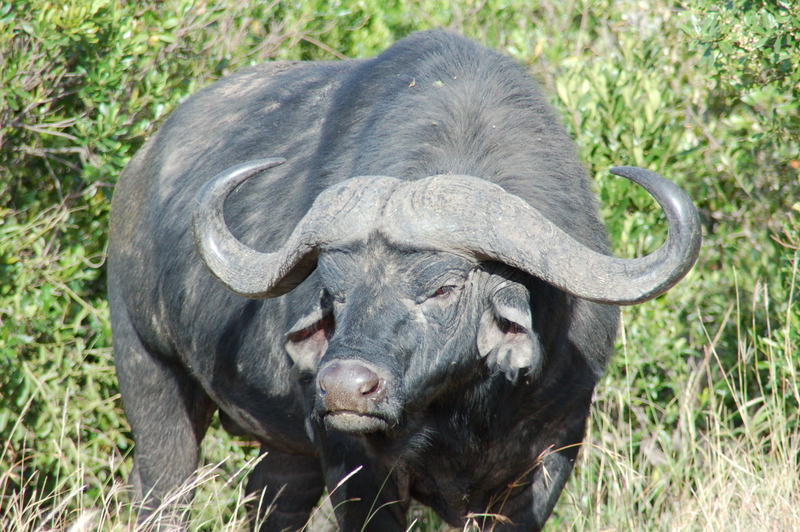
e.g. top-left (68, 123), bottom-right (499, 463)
top-left (315, 359), bottom-right (393, 433)
top-left (323, 411), bottom-right (391, 433)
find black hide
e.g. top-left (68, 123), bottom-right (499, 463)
top-left (108, 30), bottom-right (620, 531)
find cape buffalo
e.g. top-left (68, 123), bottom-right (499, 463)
top-left (108, 30), bottom-right (700, 531)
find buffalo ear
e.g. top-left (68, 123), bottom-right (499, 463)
top-left (477, 281), bottom-right (543, 381)
top-left (285, 306), bottom-right (333, 371)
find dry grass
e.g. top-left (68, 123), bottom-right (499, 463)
top-left (558, 255), bottom-right (800, 531)
top-left (3, 274), bottom-right (798, 532)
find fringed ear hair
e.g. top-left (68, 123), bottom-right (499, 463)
top-left (477, 280), bottom-right (543, 382)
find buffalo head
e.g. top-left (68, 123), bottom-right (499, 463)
top-left (191, 158), bottom-right (701, 434)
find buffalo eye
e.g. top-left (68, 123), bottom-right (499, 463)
top-left (498, 318), bottom-right (522, 335)
top-left (432, 285), bottom-right (457, 299)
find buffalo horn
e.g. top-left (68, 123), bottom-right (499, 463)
top-left (193, 160), bottom-right (700, 305)
top-left (377, 166), bottom-right (701, 305)
top-left (192, 158), bottom-right (397, 298)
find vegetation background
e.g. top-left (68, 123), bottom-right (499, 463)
top-left (1, 0), bottom-right (798, 530)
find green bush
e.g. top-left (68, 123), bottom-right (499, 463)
top-left (1, 0), bottom-right (797, 530)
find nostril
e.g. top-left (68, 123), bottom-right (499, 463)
top-left (317, 360), bottom-right (387, 412)
top-left (359, 378), bottom-right (382, 397)
top-left (317, 362), bottom-right (339, 395)
top-left (349, 365), bottom-right (380, 397)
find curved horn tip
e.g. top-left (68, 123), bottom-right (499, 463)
top-left (608, 167), bottom-right (692, 201)
top-left (609, 165), bottom-right (665, 185)
top-left (228, 157), bottom-right (288, 179)
top-left (193, 157), bottom-right (287, 212)
top-left (191, 156), bottom-right (295, 299)
top-left (607, 165), bottom-right (702, 303)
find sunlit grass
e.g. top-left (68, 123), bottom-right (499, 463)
top-left (556, 252), bottom-right (800, 531)
top-left (3, 250), bottom-right (797, 531)
top-left (2, 0), bottom-right (799, 530)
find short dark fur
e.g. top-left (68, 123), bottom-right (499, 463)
top-left (108, 31), bottom-right (619, 531)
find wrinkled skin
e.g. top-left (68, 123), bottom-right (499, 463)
top-left (108, 30), bottom-right (624, 531)
top-left (287, 238), bottom-right (602, 530)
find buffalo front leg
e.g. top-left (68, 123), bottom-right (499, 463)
top-left (320, 435), bottom-right (408, 532)
top-left (479, 406), bottom-right (590, 531)
top-left (113, 305), bottom-right (215, 528)
top-left (245, 447), bottom-right (325, 531)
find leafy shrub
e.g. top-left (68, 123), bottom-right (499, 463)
top-left (1, 0), bottom-right (797, 530)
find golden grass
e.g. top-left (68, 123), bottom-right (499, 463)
top-left (3, 259), bottom-right (797, 531)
